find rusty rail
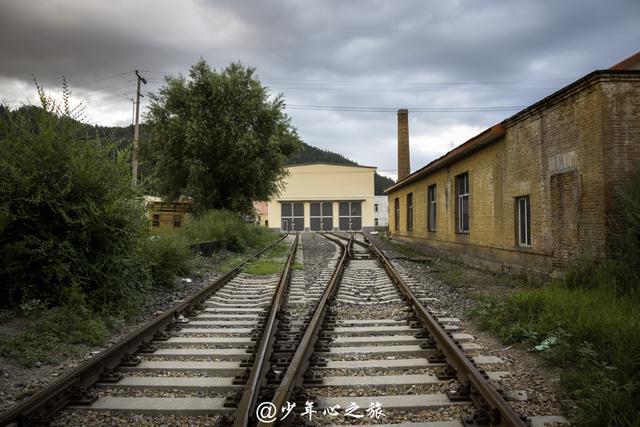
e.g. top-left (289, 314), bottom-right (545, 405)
top-left (257, 233), bottom-right (352, 427)
top-left (363, 234), bottom-right (527, 427)
top-left (0, 234), bottom-right (287, 426)
top-left (233, 234), bottom-right (299, 427)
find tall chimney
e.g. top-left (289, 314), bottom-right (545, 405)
top-left (397, 108), bottom-right (410, 181)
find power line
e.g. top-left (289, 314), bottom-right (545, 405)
top-left (284, 104), bottom-right (525, 113)
top-left (261, 76), bottom-right (574, 86)
top-left (142, 69), bottom-right (574, 87)
top-left (66, 71), bottom-right (134, 87)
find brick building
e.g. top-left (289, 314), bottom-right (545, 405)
top-left (386, 52), bottom-right (640, 277)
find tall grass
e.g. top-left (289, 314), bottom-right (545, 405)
top-left (138, 209), bottom-right (278, 288)
top-left (182, 210), bottom-right (275, 252)
top-left (137, 234), bottom-right (195, 288)
top-left (474, 284), bottom-right (640, 426)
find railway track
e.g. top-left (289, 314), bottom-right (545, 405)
top-left (0, 232), bottom-right (566, 426)
top-left (252, 232), bottom-right (565, 427)
top-left (0, 234), bottom-right (295, 426)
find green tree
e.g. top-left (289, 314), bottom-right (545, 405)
top-left (144, 60), bottom-right (301, 213)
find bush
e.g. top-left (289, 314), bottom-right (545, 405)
top-left (182, 210), bottom-right (275, 252)
top-left (0, 84), bottom-right (149, 313)
top-left (138, 235), bottom-right (195, 288)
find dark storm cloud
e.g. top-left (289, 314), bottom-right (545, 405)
top-left (1, 0), bottom-right (638, 177)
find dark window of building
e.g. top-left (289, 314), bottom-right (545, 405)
top-left (456, 173), bottom-right (470, 232)
top-left (152, 214), bottom-right (160, 227)
top-left (173, 215), bottom-right (181, 227)
top-left (517, 196), bottom-right (531, 247)
top-left (427, 184), bottom-right (437, 231)
top-left (406, 193), bottom-right (413, 231)
top-left (281, 202), bottom-right (304, 231)
top-left (338, 201), bottom-right (362, 231)
top-left (310, 202), bottom-right (333, 231)
top-left (374, 203), bottom-right (379, 212)
top-left (374, 218), bottom-right (379, 227)
top-left (394, 198), bottom-right (400, 231)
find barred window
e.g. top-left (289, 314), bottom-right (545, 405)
top-left (517, 196), bottom-right (531, 247)
top-left (427, 184), bottom-right (437, 231)
top-left (406, 193), bottom-right (413, 231)
top-left (394, 198), bottom-right (400, 231)
top-left (456, 173), bottom-right (469, 232)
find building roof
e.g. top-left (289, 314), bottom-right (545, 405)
top-left (288, 162), bottom-right (377, 169)
top-left (610, 51), bottom-right (640, 70)
top-left (385, 51), bottom-right (640, 194)
top-left (385, 124), bottom-right (506, 193)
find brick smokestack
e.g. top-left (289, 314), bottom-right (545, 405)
top-left (397, 108), bottom-right (410, 181)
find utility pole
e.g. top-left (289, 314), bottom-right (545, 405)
top-left (132, 70), bottom-right (147, 187)
top-left (130, 98), bottom-right (135, 127)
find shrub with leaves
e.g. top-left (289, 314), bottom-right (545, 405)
top-left (138, 234), bottom-right (194, 288)
top-left (0, 82), bottom-right (148, 312)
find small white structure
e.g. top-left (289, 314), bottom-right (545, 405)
top-left (373, 195), bottom-right (389, 228)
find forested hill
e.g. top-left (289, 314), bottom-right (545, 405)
top-left (288, 142), bottom-right (395, 195)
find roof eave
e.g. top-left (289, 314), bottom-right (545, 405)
top-left (384, 124), bottom-right (506, 194)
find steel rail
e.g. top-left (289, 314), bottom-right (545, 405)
top-left (0, 234), bottom-right (288, 427)
top-left (256, 233), bottom-right (352, 427)
top-left (233, 234), bottom-right (299, 427)
top-left (362, 234), bottom-right (527, 427)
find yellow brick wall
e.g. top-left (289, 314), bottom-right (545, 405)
top-left (387, 76), bottom-right (636, 276)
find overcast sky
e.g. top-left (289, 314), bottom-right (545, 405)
top-left (0, 0), bottom-right (638, 179)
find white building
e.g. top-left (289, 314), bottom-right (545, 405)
top-left (373, 195), bottom-right (389, 228)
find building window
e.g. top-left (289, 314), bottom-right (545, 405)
top-left (281, 202), bottom-right (304, 231)
top-left (338, 201), bottom-right (362, 231)
top-left (406, 193), bottom-right (413, 231)
top-left (456, 172), bottom-right (470, 232)
top-left (152, 214), bottom-right (160, 227)
top-left (374, 218), bottom-right (379, 227)
top-left (374, 203), bottom-right (378, 213)
top-left (427, 184), bottom-right (437, 231)
top-left (517, 196), bottom-right (531, 247)
top-left (173, 215), bottom-right (181, 227)
top-left (394, 198), bottom-right (400, 231)
top-left (310, 202), bottom-right (333, 231)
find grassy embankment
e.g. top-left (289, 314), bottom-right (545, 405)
top-left (0, 210), bottom-right (277, 367)
top-left (473, 272), bottom-right (639, 426)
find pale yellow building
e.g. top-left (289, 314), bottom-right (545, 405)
top-left (266, 163), bottom-right (376, 232)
